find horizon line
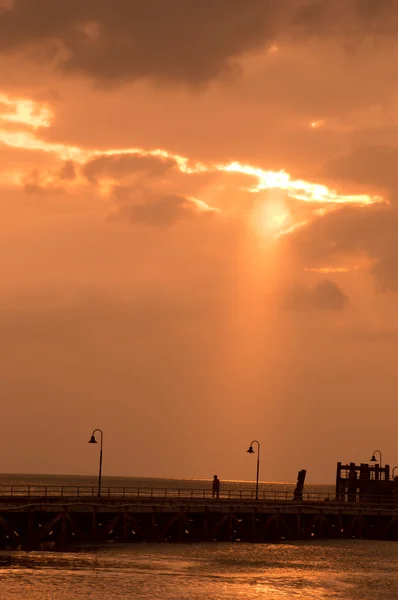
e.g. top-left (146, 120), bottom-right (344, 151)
top-left (0, 472), bottom-right (332, 486)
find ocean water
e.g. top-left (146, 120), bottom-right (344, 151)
top-left (1, 540), bottom-right (397, 599)
top-left (0, 475), bottom-right (394, 599)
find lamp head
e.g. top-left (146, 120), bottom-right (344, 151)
top-left (247, 445), bottom-right (254, 454)
top-left (370, 454), bottom-right (376, 463)
top-left (88, 435), bottom-right (97, 444)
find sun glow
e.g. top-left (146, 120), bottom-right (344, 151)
top-left (253, 199), bottom-right (291, 236)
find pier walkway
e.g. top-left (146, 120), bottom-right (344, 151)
top-left (1, 486), bottom-right (398, 548)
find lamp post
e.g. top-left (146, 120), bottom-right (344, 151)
top-left (247, 440), bottom-right (260, 500)
top-left (392, 466), bottom-right (398, 479)
top-left (88, 429), bottom-right (103, 497)
top-left (370, 449), bottom-right (383, 468)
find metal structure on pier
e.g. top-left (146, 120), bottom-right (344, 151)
top-left (336, 461), bottom-right (398, 503)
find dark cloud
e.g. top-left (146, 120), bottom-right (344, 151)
top-left (288, 202), bottom-right (398, 292)
top-left (311, 279), bottom-right (349, 310)
top-left (323, 145), bottom-right (398, 192)
top-left (114, 193), bottom-right (216, 227)
top-left (83, 153), bottom-right (177, 183)
top-left (371, 255), bottom-right (398, 293)
top-left (0, 0), bottom-right (290, 84)
top-left (289, 204), bottom-right (391, 264)
top-left (0, 0), bottom-right (397, 85)
top-left (284, 278), bottom-right (349, 311)
top-left (22, 161), bottom-right (78, 194)
top-left (23, 169), bottom-right (65, 195)
top-left (292, 0), bottom-right (398, 36)
top-left (59, 160), bottom-right (76, 181)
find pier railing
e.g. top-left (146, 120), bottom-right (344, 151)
top-left (0, 485), bottom-right (397, 504)
top-left (0, 486), bottom-right (326, 501)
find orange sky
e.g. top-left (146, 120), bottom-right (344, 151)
top-left (1, 0), bottom-right (398, 483)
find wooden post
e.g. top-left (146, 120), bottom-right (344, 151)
top-left (27, 511), bottom-right (35, 549)
top-left (151, 511), bottom-right (156, 542)
top-left (293, 470), bottom-right (306, 501)
top-left (203, 508), bottom-right (209, 541)
top-left (274, 512), bottom-right (280, 540)
top-left (227, 515), bottom-right (233, 540)
top-left (335, 462), bottom-right (342, 501)
top-left (0, 516), bottom-right (19, 549)
top-left (211, 515), bottom-right (228, 539)
top-left (91, 509), bottom-right (97, 542)
top-left (38, 513), bottom-right (63, 542)
top-left (59, 509), bottom-right (67, 548)
top-left (98, 515), bottom-right (121, 542)
top-left (66, 514), bottom-right (86, 543)
top-left (251, 511), bottom-right (257, 541)
top-left (296, 512), bottom-right (301, 540)
top-left (320, 513), bottom-right (325, 538)
top-left (178, 513), bottom-right (184, 542)
top-left (376, 511), bottom-right (381, 539)
top-left (123, 510), bottom-right (129, 542)
top-left (338, 511), bottom-right (343, 538)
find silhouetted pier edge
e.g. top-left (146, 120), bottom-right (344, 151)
top-left (2, 482), bottom-right (398, 549)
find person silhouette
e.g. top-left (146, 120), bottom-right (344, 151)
top-left (212, 475), bottom-right (220, 499)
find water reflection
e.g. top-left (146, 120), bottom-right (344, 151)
top-left (0, 541), bottom-right (397, 599)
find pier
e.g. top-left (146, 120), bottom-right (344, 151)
top-left (2, 484), bottom-right (398, 549)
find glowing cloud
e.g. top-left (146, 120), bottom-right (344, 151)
top-left (0, 106), bottom-right (383, 209)
top-left (310, 120), bottom-right (324, 129)
top-left (0, 93), bottom-right (53, 130)
top-left (218, 162), bottom-right (382, 205)
top-left (0, 129), bottom-right (88, 161)
top-left (304, 266), bottom-right (358, 274)
top-left (95, 147), bottom-right (208, 174)
top-left (0, 88), bottom-right (385, 237)
top-left (189, 196), bottom-right (220, 214)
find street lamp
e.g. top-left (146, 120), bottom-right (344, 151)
top-left (370, 449), bottom-right (383, 468)
top-left (88, 429), bottom-right (103, 497)
top-left (247, 440), bottom-right (260, 500)
top-left (392, 466), bottom-right (398, 479)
